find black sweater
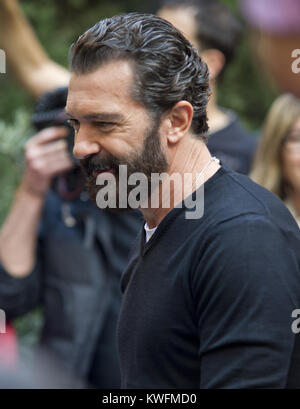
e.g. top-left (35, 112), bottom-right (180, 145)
top-left (118, 165), bottom-right (300, 389)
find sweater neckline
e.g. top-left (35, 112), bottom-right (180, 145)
top-left (140, 164), bottom-right (229, 255)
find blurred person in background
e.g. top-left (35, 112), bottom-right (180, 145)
top-left (0, 87), bottom-right (142, 388)
top-left (251, 93), bottom-right (300, 228)
top-left (240, 0), bottom-right (300, 98)
top-left (0, 0), bottom-right (70, 98)
top-left (0, 0), bottom-right (144, 388)
top-left (0, 0), bottom-right (49, 374)
top-left (157, 0), bottom-right (257, 174)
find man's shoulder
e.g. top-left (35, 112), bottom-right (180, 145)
top-left (191, 169), bottom-right (300, 296)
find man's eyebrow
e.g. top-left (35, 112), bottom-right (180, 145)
top-left (65, 111), bottom-right (124, 122)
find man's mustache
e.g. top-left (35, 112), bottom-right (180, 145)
top-left (80, 155), bottom-right (121, 175)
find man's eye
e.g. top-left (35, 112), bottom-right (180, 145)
top-left (95, 122), bottom-right (114, 130)
top-left (67, 119), bottom-right (79, 131)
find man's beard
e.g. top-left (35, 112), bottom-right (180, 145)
top-left (79, 118), bottom-right (169, 212)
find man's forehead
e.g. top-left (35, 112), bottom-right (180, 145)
top-left (66, 60), bottom-right (135, 115)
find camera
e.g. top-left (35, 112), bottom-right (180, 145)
top-left (31, 87), bottom-right (85, 200)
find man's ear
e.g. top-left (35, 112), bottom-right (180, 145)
top-left (201, 49), bottom-right (225, 80)
top-left (163, 101), bottom-right (194, 145)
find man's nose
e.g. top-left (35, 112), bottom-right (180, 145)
top-left (73, 130), bottom-right (101, 159)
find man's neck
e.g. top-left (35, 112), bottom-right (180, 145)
top-left (141, 139), bottom-right (221, 229)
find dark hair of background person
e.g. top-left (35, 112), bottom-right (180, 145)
top-left (69, 13), bottom-right (210, 141)
top-left (158, 0), bottom-right (243, 70)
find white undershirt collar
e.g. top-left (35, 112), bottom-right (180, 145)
top-left (144, 222), bottom-right (158, 243)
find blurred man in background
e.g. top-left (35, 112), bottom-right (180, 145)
top-left (157, 0), bottom-right (257, 174)
top-left (0, 0), bottom-right (144, 388)
top-left (0, 87), bottom-right (142, 387)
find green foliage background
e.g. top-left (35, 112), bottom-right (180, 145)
top-left (0, 0), bottom-right (278, 344)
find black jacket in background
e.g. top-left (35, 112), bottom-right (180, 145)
top-left (0, 190), bottom-right (143, 388)
top-left (207, 110), bottom-right (257, 175)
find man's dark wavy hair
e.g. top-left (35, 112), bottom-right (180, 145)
top-left (69, 13), bottom-right (210, 141)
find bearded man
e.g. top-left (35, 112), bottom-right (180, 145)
top-left (66, 13), bottom-right (300, 389)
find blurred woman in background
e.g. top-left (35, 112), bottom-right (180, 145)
top-left (251, 93), bottom-right (300, 227)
